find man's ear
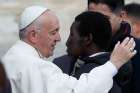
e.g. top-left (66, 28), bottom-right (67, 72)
top-left (82, 33), bottom-right (93, 46)
top-left (27, 30), bottom-right (38, 44)
top-left (120, 10), bottom-right (128, 20)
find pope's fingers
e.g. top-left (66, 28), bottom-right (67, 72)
top-left (128, 50), bottom-right (137, 59)
top-left (120, 37), bottom-right (130, 47)
top-left (129, 41), bottom-right (136, 52)
top-left (131, 50), bottom-right (137, 56)
top-left (132, 40), bottom-right (136, 50)
top-left (114, 41), bottom-right (120, 50)
top-left (126, 38), bottom-right (135, 49)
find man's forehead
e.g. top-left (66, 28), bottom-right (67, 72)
top-left (88, 3), bottom-right (113, 19)
top-left (89, 3), bottom-right (111, 13)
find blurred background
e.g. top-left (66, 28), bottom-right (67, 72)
top-left (0, 0), bottom-right (139, 61)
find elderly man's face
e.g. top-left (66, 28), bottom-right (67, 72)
top-left (35, 11), bottom-right (61, 58)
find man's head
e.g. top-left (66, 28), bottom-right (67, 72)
top-left (88, 0), bottom-right (124, 35)
top-left (19, 6), bottom-right (61, 58)
top-left (66, 11), bottom-right (112, 58)
top-left (124, 3), bottom-right (140, 38)
top-left (88, 0), bottom-right (124, 13)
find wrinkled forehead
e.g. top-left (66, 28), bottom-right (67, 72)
top-left (39, 11), bottom-right (58, 21)
top-left (38, 11), bottom-right (59, 27)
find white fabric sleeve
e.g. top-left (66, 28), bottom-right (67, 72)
top-left (11, 66), bottom-right (45, 93)
top-left (41, 60), bottom-right (118, 93)
top-left (74, 61), bottom-right (118, 93)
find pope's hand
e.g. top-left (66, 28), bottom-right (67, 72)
top-left (110, 37), bottom-right (137, 69)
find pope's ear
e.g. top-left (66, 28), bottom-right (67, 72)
top-left (27, 30), bottom-right (38, 44)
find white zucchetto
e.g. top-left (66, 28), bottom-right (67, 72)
top-left (19, 5), bottom-right (48, 30)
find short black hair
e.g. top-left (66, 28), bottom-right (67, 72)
top-left (108, 21), bottom-right (131, 51)
top-left (88, 0), bottom-right (124, 12)
top-left (124, 3), bottom-right (140, 19)
top-left (75, 11), bottom-right (112, 50)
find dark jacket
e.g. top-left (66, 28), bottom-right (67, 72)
top-left (53, 55), bottom-right (77, 75)
top-left (73, 53), bottom-right (133, 93)
top-left (107, 21), bottom-right (139, 93)
top-left (0, 62), bottom-right (11, 93)
top-left (53, 53), bottom-right (133, 93)
top-left (130, 38), bottom-right (140, 93)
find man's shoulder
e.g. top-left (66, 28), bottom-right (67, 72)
top-left (53, 55), bottom-right (77, 69)
top-left (73, 53), bottom-right (111, 78)
top-left (53, 55), bottom-right (76, 63)
top-left (83, 52), bottom-right (110, 65)
top-left (53, 55), bottom-right (77, 75)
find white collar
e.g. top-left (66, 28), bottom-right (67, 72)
top-left (17, 40), bottom-right (46, 59)
top-left (89, 52), bottom-right (107, 58)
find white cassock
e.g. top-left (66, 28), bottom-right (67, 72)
top-left (2, 40), bottom-right (117, 93)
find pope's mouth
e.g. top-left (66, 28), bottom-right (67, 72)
top-left (51, 44), bottom-right (56, 50)
top-left (51, 46), bottom-right (55, 50)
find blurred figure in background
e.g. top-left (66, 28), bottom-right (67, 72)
top-left (87, 0), bottom-right (131, 51)
top-left (123, 3), bottom-right (140, 93)
top-left (124, 3), bottom-right (140, 39)
top-left (0, 62), bottom-right (11, 93)
top-left (88, 0), bottom-right (124, 36)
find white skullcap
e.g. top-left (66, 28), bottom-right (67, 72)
top-left (19, 5), bottom-right (48, 30)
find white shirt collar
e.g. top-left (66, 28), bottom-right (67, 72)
top-left (17, 40), bottom-right (46, 59)
top-left (89, 52), bottom-right (107, 58)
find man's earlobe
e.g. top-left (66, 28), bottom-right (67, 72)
top-left (83, 34), bottom-right (93, 45)
top-left (28, 30), bottom-right (38, 44)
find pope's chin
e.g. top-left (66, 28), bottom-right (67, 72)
top-left (45, 47), bottom-right (55, 57)
top-left (45, 51), bottom-right (54, 58)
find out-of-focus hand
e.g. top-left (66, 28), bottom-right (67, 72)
top-left (110, 37), bottom-right (137, 69)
